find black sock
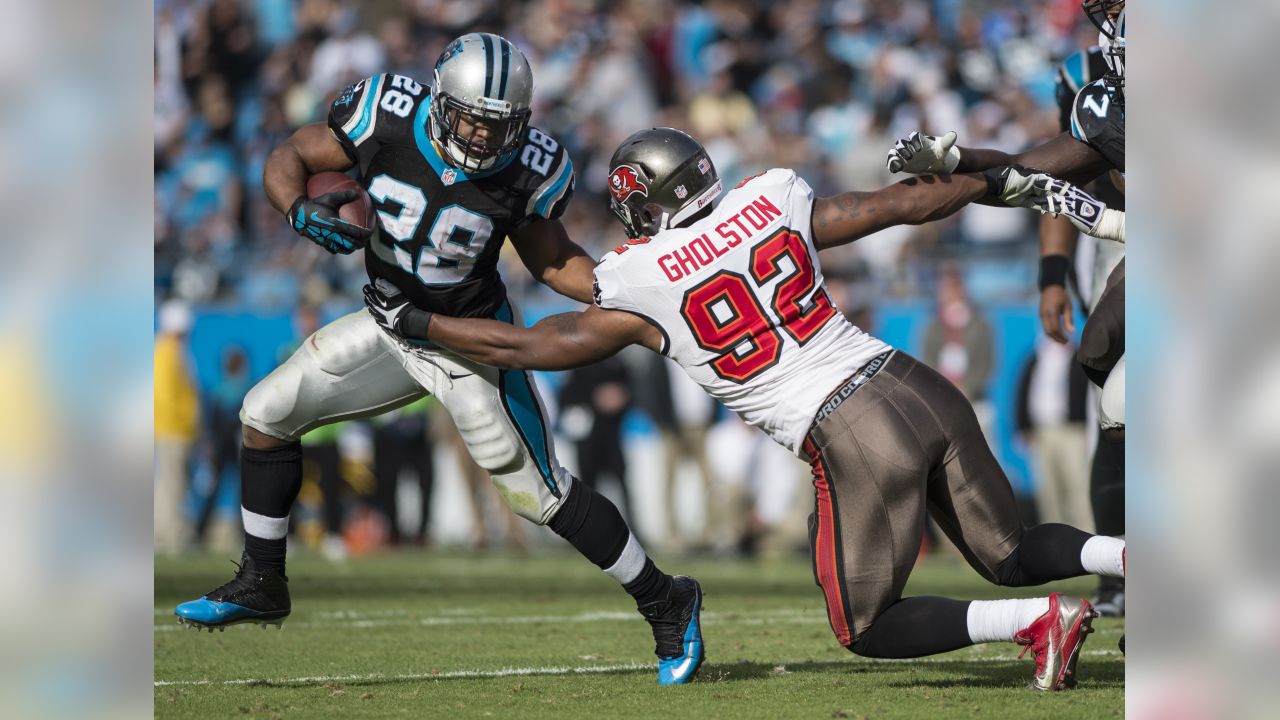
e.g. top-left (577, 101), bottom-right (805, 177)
top-left (240, 442), bottom-right (303, 573)
top-left (996, 522), bottom-right (1091, 586)
top-left (849, 597), bottom-right (973, 658)
top-left (624, 558), bottom-right (673, 607)
top-left (548, 480), bottom-right (671, 606)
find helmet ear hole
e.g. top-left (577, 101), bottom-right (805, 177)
top-left (639, 203), bottom-right (664, 233)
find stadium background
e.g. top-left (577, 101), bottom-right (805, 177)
top-left (154, 0), bottom-right (1105, 555)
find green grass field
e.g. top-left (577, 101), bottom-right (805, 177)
top-left (155, 550), bottom-right (1123, 719)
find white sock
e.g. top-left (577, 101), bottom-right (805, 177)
top-left (603, 532), bottom-right (646, 584)
top-left (1080, 535), bottom-right (1125, 577)
top-left (242, 507), bottom-right (289, 540)
top-left (967, 598), bottom-right (1050, 644)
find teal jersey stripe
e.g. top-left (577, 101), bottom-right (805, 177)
top-left (494, 301), bottom-right (557, 491)
top-left (348, 74), bottom-right (384, 142)
top-left (534, 156), bottom-right (574, 217)
top-left (1070, 107), bottom-right (1085, 142)
top-left (1063, 51), bottom-right (1087, 93)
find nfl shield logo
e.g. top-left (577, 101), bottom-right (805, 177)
top-left (675, 185), bottom-right (688, 199)
top-left (441, 168), bottom-right (458, 186)
top-left (697, 158), bottom-right (711, 174)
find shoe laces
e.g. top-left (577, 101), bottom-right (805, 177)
top-left (207, 556), bottom-right (281, 602)
top-left (1015, 616), bottom-right (1054, 672)
top-left (638, 600), bottom-right (684, 659)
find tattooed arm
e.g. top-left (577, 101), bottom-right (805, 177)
top-left (810, 173), bottom-right (992, 251)
top-left (425, 305), bottom-right (662, 371)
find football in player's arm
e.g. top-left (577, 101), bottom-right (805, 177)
top-left (262, 109), bottom-right (598, 305)
top-left (363, 167), bottom-right (1046, 367)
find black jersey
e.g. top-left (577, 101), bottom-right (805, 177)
top-left (1056, 49), bottom-right (1124, 208)
top-left (1055, 47), bottom-right (1111, 133)
top-left (327, 73), bottom-right (575, 318)
top-left (1070, 78), bottom-right (1125, 174)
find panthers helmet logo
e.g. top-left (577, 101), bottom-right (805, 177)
top-left (609, 165), bottom-right (648, 203)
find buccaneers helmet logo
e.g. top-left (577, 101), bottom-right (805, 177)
top-left (609, 165), bottom-right (648, 203)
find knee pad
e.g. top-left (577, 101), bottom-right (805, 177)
top-left (240, 365), bottom-right (305, 441)
top-left (493, 465), bottom-right (571, 525)
top-left (1099, 356), bottom-right (1125, 430)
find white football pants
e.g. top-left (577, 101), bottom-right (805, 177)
top-left (239, 304), bottom-right (572, 525)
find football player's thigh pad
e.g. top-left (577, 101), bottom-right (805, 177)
top-left (426, 356), bottom-right (523, 474)
top-left (241, 311), bottom-right (420, 440)
top-left (423, 353), bottom-right (568, 524)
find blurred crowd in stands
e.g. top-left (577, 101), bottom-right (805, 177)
top-left (155, 0), bottom-right (1107, 557)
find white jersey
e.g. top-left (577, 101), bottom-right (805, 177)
top-left (593, 169), bottom-right (892, 455)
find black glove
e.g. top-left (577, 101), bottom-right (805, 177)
top-left (364, 278), bottom-right (433, 339)
top-left (287, 190), bottom-right (372, 254)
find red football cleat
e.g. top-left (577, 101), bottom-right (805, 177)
top-left (1014, 592), bottom-right (1098, 691)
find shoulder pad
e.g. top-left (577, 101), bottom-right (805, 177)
top-left (327, 74), bottom-right (428, 157)
top-left (1071, 79), bottom-right (1116, 144)
top-left (729, 168), bottom-right (813, 208)
top-left (1057, 49), bottom-right (1091, 96)
top-left (734, 167), bottom-right (796, 190)
top-left (508, 126), bottom-right (576, 222)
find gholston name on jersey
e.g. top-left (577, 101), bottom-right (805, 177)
top-left (656, 194), bottom-right (784, 282)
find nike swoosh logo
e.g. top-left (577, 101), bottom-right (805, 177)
top-left (668, 648), bottom-right (695, 680)
top-left (309, 211), bottom-right (334, 227)
top-left (447, 371), bottom-right (472, 380)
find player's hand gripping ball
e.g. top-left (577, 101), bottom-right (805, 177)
top-left (287, 172), bottom-right (375, 254)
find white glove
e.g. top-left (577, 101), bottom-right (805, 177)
top-left (985, 166), bottom-right (1041, 206)
top-left (1030, 175), bottom-right (1126, 242)
top-left (886, 131), bottom-right (961, 174)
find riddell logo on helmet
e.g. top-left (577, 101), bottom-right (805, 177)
top-left (609, 165), bottom-right (647, 203)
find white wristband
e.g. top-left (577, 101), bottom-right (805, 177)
top-left (1092, 208), bottom-right (1125, 243)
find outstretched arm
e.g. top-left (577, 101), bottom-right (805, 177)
top-left (362, 279), bottom-right (662, 370)
top-left (956, 133), bottom-right (1109, 184)
top-left (509, 218), bottom-right (598, 304)
top-left (427, 305), bottom-right (660, 370)
top-left (811, 173), bottom-right (992, 250)
top-left (887, 131), bottom-right (1110, 187)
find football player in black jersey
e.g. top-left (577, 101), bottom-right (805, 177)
top-left (883, 2), bottom-right (1126, 417)
top-left (174, 33), bottom-right (705, 685)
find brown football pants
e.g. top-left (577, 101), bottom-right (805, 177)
top-left (1079, 257), bottom-right (1125, 387)
top-left (802, 351), bottom-right (1025, 646)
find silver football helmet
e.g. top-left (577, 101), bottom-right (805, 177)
top-left (430, 33), bottom-right (534, 172)
top-left (607, 128), bottom-right (723, 239)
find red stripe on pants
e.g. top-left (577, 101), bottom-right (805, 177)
top-left (804, 436), bottom-right (851, 646)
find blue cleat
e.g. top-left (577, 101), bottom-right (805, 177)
top-left (639, 575), bottom-right (705, 685)
top-left (175, 553), bottom-right (291, 631)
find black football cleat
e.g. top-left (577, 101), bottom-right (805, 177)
top-left (174, 553), bottom-right (291, 631)
top-left (638, 575), bottom-right (705, 685)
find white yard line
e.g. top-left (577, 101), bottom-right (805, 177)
top-left (154, 662), bottom-right (653, 687)
top-left (154, 607), bottom-right (832, 632)
top-left (154, 651), bottom-right (1122, 688)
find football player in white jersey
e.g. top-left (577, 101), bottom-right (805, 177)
top-left (362, 128), bottom-right (1127, 691)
